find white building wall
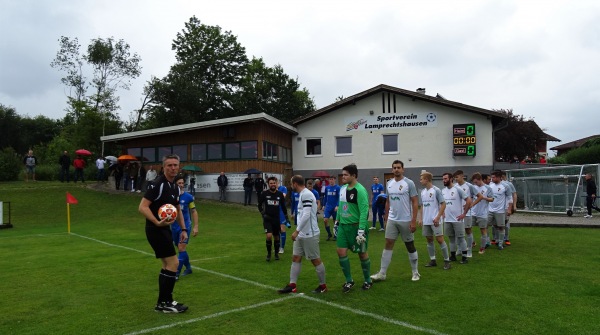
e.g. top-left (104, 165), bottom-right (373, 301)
top-left (293, 93), bottom-right (494, 172)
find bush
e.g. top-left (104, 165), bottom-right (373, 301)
top-left (0, 147), bottom-right (21, 181)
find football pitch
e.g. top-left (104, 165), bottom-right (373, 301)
top-left (0, 182), bottom-right (599, 335)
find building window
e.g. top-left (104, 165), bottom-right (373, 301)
top-left (158, 147), bottom-right (171, 160)
top-left (225, 142), bottom-right (240, 159)
top-left (207, 143), bottom-right (222, 160)
top-left (127, 147), bottom-right (141, 158)
top-left (141, 147), bottom-right (156, 162)
top-left (262, 141), bottom-right (279, 160)
top-left (335, 136), bottom-right (352, 155)
top-left (241, 141), bottom-right (257, 159)
top-left (172, 145), bottom-right (187, 161)
top-left (306, 138), bottom-right (321, 156)
top-left (383, 134), bottom-right (398, 153)
top-left (191, 144), bottom-right (207, 161)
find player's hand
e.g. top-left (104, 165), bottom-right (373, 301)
top-left (433, 217), bottom-right (440, 227)
top-left (356, 229), bottom-right (366, 244)
top-left (291, 230), bottom-right (299, 241)
top-left (409, 221), bottom-right (416, 233)
top-left (192, 225), bottom-right (199, 237)
top-left (156, 218), bottom-right (171, 227)
top-left (179, 231), bottom-right (188, 243)
top-left (457, 213), bottom-right (466, 221)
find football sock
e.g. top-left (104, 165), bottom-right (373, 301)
top-left (449, 236), bottom-right (456, 253)
top-left (315, 263), bottom-right (326, 285)
top-left (360, 257), bottom-right (371, 283)
top-left (408, 251), bottom-right (418, 272)
top-left (266, 240), bottom-right (272, 255)
top-left (274, 240), bottom-right (281, 253)
top-left (459, 237), bottom-right (467, 254)
top-left (280, 232), bottom-right (286, 249)
top-left (325, 226), bottom-right (332, 237)
top-left (427, 241), bottom-right (436, 260)
top-left (339, 256), bottom-right (353, 283)
top-left (158, 269), bottom-right (167, 304)
top-left (380, 249), bottom-right (393, 275)
top-left (467, 233), bottom-right (473, 250)
top-left (177, 252), bottom-right (185, 274)
top-left (440, 242), bottom-right (449, 261)
top-left (505, 223), bottom-right (510, 240)
top-left (160, 269), bottom-right (177, 303)
top-left (290, 261), bottom-right (301, 284)
top-left (481, 235), bottom-right (487, 247)
top-left (183, 251), bottom-right (191, 269)
top-left (498, 231), bottom-right (505, 247)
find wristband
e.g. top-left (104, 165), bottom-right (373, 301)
top-left (182, 229), bottom-right (188, 232)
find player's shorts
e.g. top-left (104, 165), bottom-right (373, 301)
top-left (146, 225), bottom-right (176, 259)
top-left (422, 223), bottom-right (444, 237)
top-left (171, 224), bottom-right (191, 246)
top-left (463, 216), bottom-right (473, 229)
top-left (323, 207), bottom-right (337, 220)
top-left (26, 165), bottom-right (35, 174)
top-left (263, 215), bottom-right (281, 234)
top-left (488, 212), bottom-right (506, 227)
top-left (444, 221), bottom-right (465, 238)
top-left (293, 235), bottom-right (321, 260)
top-left (472, 216), bottom-right (488, 228)
top-left (385, 219), bottom-right (414, 242)
top-left (336, 223), bottom-right (369, 253)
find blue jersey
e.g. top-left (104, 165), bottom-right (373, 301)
top-left (311, 189), bottom-right (320, 203)
top-left (374, 193), bottom-right (387, 206)
top-left (371, 183), bottom-right (384, 204)
top-left (291, 191), bottom-right (300, 215)
top-left (278, 185), bottom-right (289, 223)
top-left (323, 184), bottom-right (341, 209)
top-left (173, 192), bottom-right (195, 232)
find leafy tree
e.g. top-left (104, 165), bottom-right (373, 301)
top-left (0, 147), bottom-right (21, 181)
top-left (144, 16), bottom-right (249, 126)
top-left (0, 104), bottom-right (61, 155)
top-left (233, 57), bottom-right (315, 123)
top-left (549, 139), bottom-right (600, 164)
top-left (493, 109), bottom-right (547, 162)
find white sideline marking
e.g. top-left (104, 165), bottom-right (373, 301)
top-left (70, 233), bottom-right (446, 335)
top-left (189, 256), bottom-right (230, 262)
top-left (124, 295), bottom-right (300, 335)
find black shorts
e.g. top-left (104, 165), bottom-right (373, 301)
top-left (145, 225), bottom-right (176, 259)
top-left (263, 215), bottom-right (281, 234)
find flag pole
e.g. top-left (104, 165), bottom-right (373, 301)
top-left (67, 203), bottom-right (71, 234)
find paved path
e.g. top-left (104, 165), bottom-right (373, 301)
top-left (509, 211), bottom-right (600, 228)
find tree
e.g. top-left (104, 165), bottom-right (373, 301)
top-left (233, 57), bottom-right (315, 123)
top-left (493, 109), bottom-right (547, 162)
top-left (144, 16), bottom-right (249, 126)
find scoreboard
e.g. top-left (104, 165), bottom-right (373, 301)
top-left (453, 123), bottom-right (476, 157)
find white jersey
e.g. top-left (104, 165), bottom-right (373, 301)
top-left (457, 181), bottom-right (478, 217)
top-left (296, 188), bottom-right (319, 238)
top-left (472, 184), bottom-right (493, 218)
top-left (387, 177), bottom-right (418, 222)
top-left (420, 186), bottom-right (445, 225)
top-left (442, 185), bottom-right (467, 222)
top-left (488, 181), bottom-right (513, 214)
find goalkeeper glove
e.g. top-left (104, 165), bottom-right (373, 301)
top-left (356, 229), bottom-right (366, 244)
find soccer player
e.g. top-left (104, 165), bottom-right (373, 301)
top-left (173, 175), bottom-right (199, 279)
top-left (336, 164), bottom-right (373, 292)
top-left (278, 179), bottom-right (291, 254)
top-left (278, 175), bottom-right (327, 294)
top-left (584, 173), bottom-right (599, 218)
top-left (371, 160), bottom-right (420, 282)
top-left (370, 176), bottom-right (385, 230)
top-left (454, 170), bottom-right (481, 257)
top-left (471, 172), bottom-right (494, 254)
top-left (290, 187), bottom-right (300, 225)
top-left (258, 177), bottom-right (289, 261)
top-left (419, 171), bottom-right (451, 270)
top-left (442, 172), bottom-right (471, 264)
top-left (322, 176), bottom-right (340, 241)
top-left (501, 171), bottom-right (517, 246)
top-left (488, 171), bottom-right (513, 250)
top-left (138, 154), bottom-right (189, 313)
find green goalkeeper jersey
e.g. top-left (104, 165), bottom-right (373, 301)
top-left (336, 182), bottom-right (369, 230)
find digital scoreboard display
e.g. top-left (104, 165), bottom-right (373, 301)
top-left (453, 123), bottom-right (476, 157)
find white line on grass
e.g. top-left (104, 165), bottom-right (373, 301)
top-left (189, 256), bottom-right (230, 262)
top-left (124, 295), bottom-right (300, 335)
top-left (70, 233), bottom-right (447, 335)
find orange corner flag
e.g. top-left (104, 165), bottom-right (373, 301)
top-left (66, 192), bottom-right (78, 205)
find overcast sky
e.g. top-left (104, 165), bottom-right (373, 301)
top-left (1, 0), bottom-right (599, 149)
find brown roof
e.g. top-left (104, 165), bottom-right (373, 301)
top-left (550, 134), bottom-right (600, 150)
top-left (292, 84), bottom-right (508, 125)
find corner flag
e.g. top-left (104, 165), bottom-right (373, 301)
top-left (66, 192), bottom-right (78, 233)
top-left (67, 192), bottom-right (78, 204)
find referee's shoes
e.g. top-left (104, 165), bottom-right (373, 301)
top-left (155, 301), bottom-right (188, 313)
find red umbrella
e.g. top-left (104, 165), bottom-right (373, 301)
top-left (312, 170), bottom-right (330, 179)
top-left (75, 149), bottom-right (92, 156)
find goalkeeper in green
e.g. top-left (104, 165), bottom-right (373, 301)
top-left (335, 163), bottom-right (373, 292)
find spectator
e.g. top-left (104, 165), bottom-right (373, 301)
top-left (243, 174), bottom-right (254, 205)
top-left (137, 164), bottom-right (146, 193)
top-left (145, 165), bottom-right (158, 191)
top-left (254, 174), bottom-right (266, 202)
top-left (128, 162), bottom-right (139, 192)
top-left (58, 150), bottom-right (71, 183)
top-left (73, 155), bottom-right (86, 183)
top-left (217, 171), bottom-right (229, 202)
top-left (539, 156), bottom-right (547, 164)
top-left (23, 150), bottom-right (37, 182)
top-left (96, 156), bottom-right (106, 183)
top-left (111, 163), bottom-right (123, 190)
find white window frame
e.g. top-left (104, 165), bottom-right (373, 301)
top-left (305, 137), bottom-right (323, 157)
top-left (382, 133), bottom-right (399, 154)
top-left (335, 136), bottom-right (353, 156)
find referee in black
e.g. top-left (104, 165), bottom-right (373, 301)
top-left (139, 154), bottom-right (189, 313)
top-left (258, 176), bottom-right (289, 261)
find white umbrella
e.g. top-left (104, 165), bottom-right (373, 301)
top-left (105, 155), bottom-right (118, 162)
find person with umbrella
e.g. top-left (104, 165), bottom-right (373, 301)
top-left (73, 155), bottom-right (86, 183)
top-left (95, 156), bottom-right (106, 183)
top-left (243, 174), bottom-right (254, 206)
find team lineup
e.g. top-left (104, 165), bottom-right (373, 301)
top-left (140, 155), bottom-right (516, 313)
